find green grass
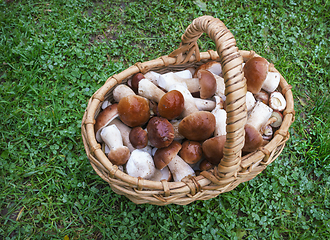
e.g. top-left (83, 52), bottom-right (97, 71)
top-left (1, 0), bottom-right (329, 239)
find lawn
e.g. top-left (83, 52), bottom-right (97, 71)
top-left (0, 0), bottom-right (329, 239)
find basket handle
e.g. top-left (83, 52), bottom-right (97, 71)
top-left (169, 16), bottom-right (247, 181)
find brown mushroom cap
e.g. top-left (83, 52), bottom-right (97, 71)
top-left (242, 124), bottom-right (264, 152)
top-left (202, 135), bottom-right (226, 165)
top-left (129, 127), bottom-right (148, 149)
top-left (199, 159), bottom-right (214, 171)
top-left (117, 95), bottom-right (150, 127)
top-left (107, 146), bottom-right (130, 165)
top-left (158, 90), bottom-right (184, 120)
top-left (197, 69), bottom-right (217, 99)
top-left (178, 111), bottom-right (216, 141)
top-left (179, 140), bottom-right (203, 165)
top-left (153, 141), bottom-right (182, 170)
top-left (94, 104), bottom-right (119, 142)
top-left (131, 73), bottom-right (145, 93)
top-left (254, 90), bottom-right (270, 105)
top-left (243, 57), bottom-right (269, 94)
top-left (147, 117), bottom-right (175, 148)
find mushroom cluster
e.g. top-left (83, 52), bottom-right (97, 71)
top-left (94, 57), bottom-right (286, 182)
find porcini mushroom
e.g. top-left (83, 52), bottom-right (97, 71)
top-left (94, 104), bottom-right (119, 143)
top-left (129, 127), bottom-right (148, 149)
top-left (100, 124), bottom-right (130, 165)
top-left (126, 149), bottom-right (156, 179)
top-left (138, 78), bottom-right (166, 103)
top-left (146, 116), bottom-right (175, 148)
top-left (243, 57), bottom-right (280, 94)
top-left (178, 111), bottom-right (216, 141)
top-left (193, 61), bottom-right (222, 77)
top-left (154, 141), bottom-right (196, 182)
top-left (117, 94), bottom-right (150, 127)
top-left (196, 69), bottom-right (217, 99)
top-left (158, 72), bottom-right (200, 93)
top-left (179, 140), bottom-right (203, 165)
top-left (158, 90), bottom-right (185, 120)
top-left (243, 101), bottom-right (273, 152)
top-left (130, 73), bottom-right (145, 93)
top-left (269, 91), bottom-right (286, 111)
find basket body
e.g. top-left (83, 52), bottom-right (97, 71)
top-left (81, 16), bottom-right (295, 205)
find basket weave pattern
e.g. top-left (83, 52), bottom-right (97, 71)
top-left (81, 16), bottom-right (295, 205)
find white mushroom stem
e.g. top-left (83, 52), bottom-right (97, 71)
top-left (158, 72), bottom-right (200, 93)
top-left (100, 124), bottom-right (125, 151)
top-left (167, 155), bottom-right (196, 182)
top-left (149, 166), bottom-right (171, 181)
top-left (101, 100), bottom-right (112, 110)
top-left (174, 69), bottom-right (192, 79)
top-left (246, 91), bottom-right (256, 112)
top-left (247, 101), bottom-right (273, 131)
top-left (113, 84), bottom-right (136, 103)
top-left (212, 96), bottom-right (227, 137)
top-left (138, 78), bottom-right (165, 102)
top-left (213, 73), bottom-right (226, 101)
top-left (126, 149), bottom-right (156, 179)
top-left (111, 118), bottom-right (135, 152)
top-left (144, 71), bottom-right (161, 85)
top-left (169, 84), bottom-right (198, 117)
top-left (193, 98), bottom-right (216, 111)
top-left (262, 71), bottom-right (280, 93)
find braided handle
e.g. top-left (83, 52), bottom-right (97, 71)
top-left (169, 16), bottom-right (247, 180)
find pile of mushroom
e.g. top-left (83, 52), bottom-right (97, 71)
top-left (94, 57), bottom-right (286, 182)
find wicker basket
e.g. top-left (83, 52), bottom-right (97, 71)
top-left (81, 16), bottom-right (295, 205)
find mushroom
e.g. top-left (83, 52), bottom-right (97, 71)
top-left (153, 141), bottom-right (196, 182)
top-left (169, 84), bottom-right (199, 118)
top-left (243, 101), bottom-right (273, 152)
top-left (113, 84), bottom-right (136, 103)
top-left (213, 73), bottom-right (226, 101)
top-left (101, 100), bottom-right (111, 110)
top-left (201, 96), bottom-right (227, 165)
top-left (129, 127), bottom-right (148, 149)
top-left (243, 57), bottom-right (280, 94)
top-left (126, 149), bottom-right (156, 179)
top-left (100, 124), bottom-right (130, 165)
top-left (196, 69), bottom-right (217, 99)
top-left (254, 89), bottom-right (269, 105)
top-left (269, 91), bottom-right (287, 111)
top-left (158, 90), bottom-right (185, 120)
top-left (174, 69), bottom-right (193, 79)
top-left (247, 101), bottom-right (273, 132)
top-left (138, 78), bottom-right (166, 103)
top-left (179, 140), bottom-right (203, 165)
top-left (178, 111), bottom-right (216, 141)
top-left (199, 159), bottom-right (214, 171)
top-left (261, 124), bottom-right (273, 140)
top-left (111, 118), bottom-right (135, 152)
top-left (94, 104), bottom-right (119, 143)
top-left (246, 91), bottom-right (256, 112)
top-left (193, 97), bottom-right (216, 111)
top-left (130, 73), bottom-right (145, 93)
top-left (194, 61), bottom-right (222, 77)
top-left (158, 72), bottom-right (200, 93)
top-left (117, 94), bottom-right (150, 127)
top-left (144, 71), bottom-right (161, 85)
top-left (149, 166), bottom-right (172, 182)
top-left (269, 111), bottom-right (283, 128)
top-left (146, 116), bottom-right (175, 148)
